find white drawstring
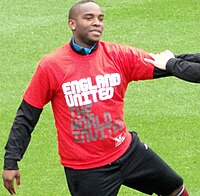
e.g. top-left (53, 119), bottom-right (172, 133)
top-left (176, 185), bottom-right (185, 196)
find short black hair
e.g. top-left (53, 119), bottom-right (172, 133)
top-left (68, 0), bottom-right (97, 20)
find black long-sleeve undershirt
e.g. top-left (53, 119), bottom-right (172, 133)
top-left (4, 100), bottom-right (42, 170)
top-left (166, 53), bottom-right (200, 83)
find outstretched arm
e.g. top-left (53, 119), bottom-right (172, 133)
top-left (145, 51), bottom-right (200, 83)
top-left (175, 53), bottom-right (200, 63)
top-left (166, 57), bottom-right (200, 83)
top-left (3, 100), bottom-right (42, 195)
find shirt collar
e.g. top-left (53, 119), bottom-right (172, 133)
top-left (71, 37), bottom-right (97, 55)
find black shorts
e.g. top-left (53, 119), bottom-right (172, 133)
top-left (64, 131), bottom-right (183, 196)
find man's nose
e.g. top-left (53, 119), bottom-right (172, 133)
top-left (93, 18), bottom-right (101, 25)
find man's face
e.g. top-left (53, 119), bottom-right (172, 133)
top-left (69, 2), bottom-right (104, 48)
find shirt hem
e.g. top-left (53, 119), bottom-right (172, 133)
top-left (61, 132), bottom-right (132, 170)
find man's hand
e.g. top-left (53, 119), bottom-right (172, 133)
top-left (2, 170), bottom-right (20, 195)
top-left (144, 50), bottom-right (175, 70)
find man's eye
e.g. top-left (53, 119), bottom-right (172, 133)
top-left (85, 17), bottom-right (92, 20)
top-left (99, 17), bottom-right (104, 22)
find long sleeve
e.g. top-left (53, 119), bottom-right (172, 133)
top-left (166, 54), bottom-right (200, 83)
top-left (175, 53), bottom-right (200, 63)
top-left (153, 67), bottom-right (172, 78)
top-left (4, 100), bottom-right (43, 170)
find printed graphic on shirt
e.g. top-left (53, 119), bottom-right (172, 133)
top-left (69, 104), bottom-right (124, 144)
top-left (62, 73), bottom-right (120, 107)
top-left (62, 73), bottom-right (125, 145)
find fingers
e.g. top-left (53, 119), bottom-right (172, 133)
top-left (148, 53), bottom-right (157, 60)
top-left (144, 53), bottom-right (157, 65)
top-left (3, 177), bottom-right (16, 195)
top-left (144, 57), bottom-right (154, 64)
top-left (148, 50), bottom-right (174, 60)
top-left (2, 170), bottom-right (20, 195)
top-left (144, 50), bottom-right (175, 70)
top-left (16, 174), bottom-right (21, 188)
top-left (160, 50), bottom-right (175, 58)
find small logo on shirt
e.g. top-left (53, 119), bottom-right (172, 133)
top-left (114, 133), bottom-right (125, 147)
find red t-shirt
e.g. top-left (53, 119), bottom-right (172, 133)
top-left (23, 41), bottom-right (154, 169)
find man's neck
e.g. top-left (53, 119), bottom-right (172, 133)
top-left (71, 37), bottom-right (97, 55)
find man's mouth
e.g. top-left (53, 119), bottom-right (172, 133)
top-left (90, 29), bottom-right (102, 35)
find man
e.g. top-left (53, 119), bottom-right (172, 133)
top-left (2, 1), bottom-right (189, 195)
top-left (145, 50), bottom-right (200, 83)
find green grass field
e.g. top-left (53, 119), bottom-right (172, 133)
top-left (1, 0), bottom-right (200, 195)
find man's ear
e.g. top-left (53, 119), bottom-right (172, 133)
top-left (68, 19), bottom-right (76, 30)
